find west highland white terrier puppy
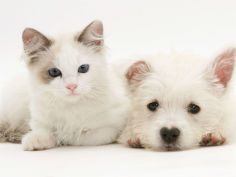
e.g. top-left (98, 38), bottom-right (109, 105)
top-left (0, 20), bottom-right (130, 150)
top-left (118, 49), bottom-right (236, 151)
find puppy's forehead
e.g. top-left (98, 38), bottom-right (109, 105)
top-left (152, 53), bottom-right (208, 83)
top-left (140, 74), bottom-right (204, 100)
top-left (136, 53), bottom-right (210, 102)
top-left (154, 57), bottom-right (204, 78)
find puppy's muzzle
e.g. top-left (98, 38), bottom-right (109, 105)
top-left (160, 127), bottom-right (180, 144)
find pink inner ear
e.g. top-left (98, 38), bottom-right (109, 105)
top-left (92, 20), bottom-right (103, 36)
top-left (22, 29), bottom-right (35, 44)
top-left (22, 28), bottom-right (51, 56)
top-left (214, 49), bottom-right (235, 87)
top-left (126, 61), bottom-right (150, 82)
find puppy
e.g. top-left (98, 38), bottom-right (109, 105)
top-left (118, 49), bottom-right (236, 151)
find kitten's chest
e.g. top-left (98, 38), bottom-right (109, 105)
top-left (31, 94), bottom-right (113, 145)
top-left (49, 103), bottom-right (109, 145)
top-left (53, 118), bottom-right (90, 145)
top-left (52, 105), bottom-right (100, 128)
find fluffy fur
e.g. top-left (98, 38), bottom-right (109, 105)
top-left (118, 49), bottom-right (236, 151)
top-left (0, 20), bottom-right (130, 150)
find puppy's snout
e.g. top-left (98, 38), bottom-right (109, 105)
top-left (160, 127), bottom-right (180, 143)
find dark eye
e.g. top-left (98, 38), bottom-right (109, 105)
top-left (147, 101), bottom-right (159, 111)
top-left (48, 68), bottom-right (62, 77)
top-left (188, 103), bottom-right (200, 114)
top-left (78, 64), bottom-right (89, 73)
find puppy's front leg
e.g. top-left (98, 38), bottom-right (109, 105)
top-left (118, 126), bottom-right (143, 148)
top-left (127, 138), bottom-right (143, 148)
top-left (200, 131), bottom-right (226, 146)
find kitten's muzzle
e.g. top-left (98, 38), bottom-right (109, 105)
top-left (66, 84), bottom-right (78, 92)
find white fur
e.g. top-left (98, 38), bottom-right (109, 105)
top-left (118, 51), bottom-right (236, 151)
top-left (0, 22), bottom-right (130, 150)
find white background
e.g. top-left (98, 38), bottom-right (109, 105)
top-left (0, 0), bottom-right (236, 177)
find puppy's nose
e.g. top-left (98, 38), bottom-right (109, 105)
top-left (66, 84), bottom-right (78, 92)
top-left (160, 127), bottom-right (180, 143)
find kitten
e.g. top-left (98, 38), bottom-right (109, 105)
top-left (0, 20), bottom-right (130, 151)
top-left (118, 49), bottom-right (236, 151)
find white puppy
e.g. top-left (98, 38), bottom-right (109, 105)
top-left (0, 20), bottom-right (130, 150)
top-left (118, 49), bottom-right (236, 151)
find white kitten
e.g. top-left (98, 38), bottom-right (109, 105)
top-left (0, 20), bottom-right (130, 151)
top-left (118, 49), bottom-right (236, 151)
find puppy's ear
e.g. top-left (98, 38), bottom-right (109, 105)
top-left (78, 20), bottom-right (103, 51)
top-left (126, 61), bottom-right (151, 86)
top-left (206, 48), bottom-right (235, 92)
top-left (22, 28), bottom-right (51, 57)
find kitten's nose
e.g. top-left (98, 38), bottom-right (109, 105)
top-left (66, 84), bottom-right (78, 92)
top-left (160, 127), bottom-right (180, 143)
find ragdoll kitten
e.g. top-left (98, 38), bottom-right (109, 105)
top-left (0, 20), bottom-right (130, 151)
top-left (118, 48), bottom-right (236, 151)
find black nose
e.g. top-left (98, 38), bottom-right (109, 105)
top-left (160, 127), bottom-right (180, 143)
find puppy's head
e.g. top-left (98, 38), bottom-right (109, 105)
top-left (124, 49), bottom-right (235, 151)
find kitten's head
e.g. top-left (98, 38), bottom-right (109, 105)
top-left (22, 20), bottom-right (107, 102)
top-left (124, 49), bottom-right (235, 151)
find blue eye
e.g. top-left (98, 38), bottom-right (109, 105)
top-left (48, 68), bottom-right (62, 77)
top-left (78, 64), bottom-right (89, 73)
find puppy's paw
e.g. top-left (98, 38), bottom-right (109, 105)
top-left (127, 138), bottom-right (143, 148)
top-left (22, 132), bottom-right (56, 151)
top-left (200, 133), bottom-right (226, 146)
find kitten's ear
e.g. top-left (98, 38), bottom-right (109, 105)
top-left (206, 48), bottom-right (235, 92)
top-left (22, 28), bottom-right (51, 56)
top-left (126, 61), bottom-right (151, 86)
top-left (78, 20), bottom-right (103, 51)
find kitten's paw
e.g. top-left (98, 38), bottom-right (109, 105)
top-left (22, 132), bottom-right (56, 151)
top-left (127, 138), bottom-right (143, 148)
top-left (200, 132), bottom-right (226, 146)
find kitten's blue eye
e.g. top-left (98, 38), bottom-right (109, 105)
top-left (48, 68), bottom-right (62, 77)
top-left (78, 64), bottom-right (89, 73)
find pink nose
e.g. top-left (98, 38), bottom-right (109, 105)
top-left (66, 84), bottom-right (78, 92)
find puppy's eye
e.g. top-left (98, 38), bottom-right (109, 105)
top-left (188, 103), bottom-right (200, 114)
top-left (78, 64), bottom-right (89, 73)
top-left (48, 68), bottom-right (62, 77)
top-left (147, 101), bottom-right (159, 111)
